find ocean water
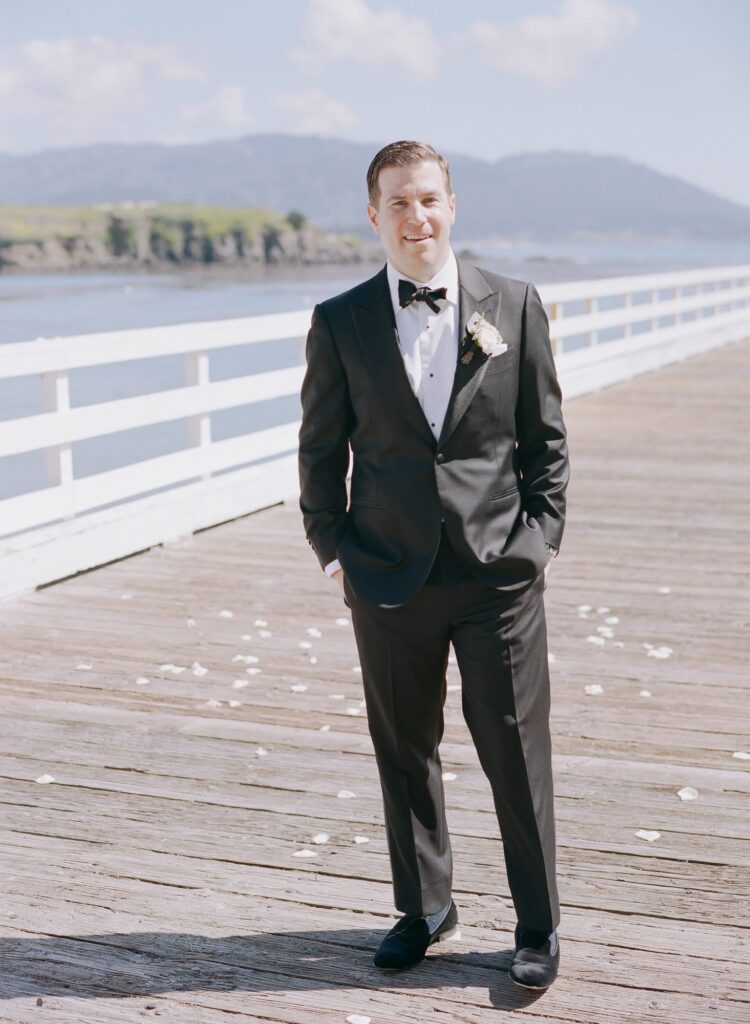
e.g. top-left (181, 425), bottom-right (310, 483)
top-left (2, 239), bottom-right (748, 503)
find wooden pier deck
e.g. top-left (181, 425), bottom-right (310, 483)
top-left (1, 338), bottom-right (749, 1024)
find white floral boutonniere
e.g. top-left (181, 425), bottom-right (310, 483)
top-left (461, 311), bottom-right (507, 364)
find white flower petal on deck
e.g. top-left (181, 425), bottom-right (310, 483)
top-left (352, 665), bottom-right (362, 673)
top-left (299, 641), bottom-right (313, 649)
top-left (346, 707), bottom-right (361, 715)
top-left (347, 1015), bottom-right (371, 1024)
top-left (233, 654), bottom-right (260, 663)
top-left (258, 629), bottom-right (273, 638)
top-left (135, 677), bottom-right (150, 686)
top-left (310, 657), bottom-right (318, 664)
top-left (242, 633), bottom-right (253, 641)
top-left (635, 829), bottom-right (660, 842)
top-left (548, 653), bottom-right (556, 663)
top-left (733, 751), bottom-right (750, 760)
top-left (639, 689), bottom-right (652, 697)
top-left (186, 618), bottom-right (197, 627)
top-left (219, 609), bottom-right (234, 619)
top-left (311, 833), bottom-right (329, 844)
top-left (605, 616), bottom-right (619, 625)
top-left (647, 646), bottom-right (673, 659)
top-left (254, 619), bottom-right (268, 627)
top-left (354, 835), bottom-right (369, 844)
top-left (577, 605), bottom-right (592, 612)
top-left (290, 683), bottom-right (308, 693)
top-left (192, 662), bottom-right (208, 677)
top-left (160, 663), bottom-right (186, 674)
top-left (320, 725), bottom-right (331, 732)
top-left (232, 679), bottom-right (249, 690)
top-left (256, 747), bottom-right (268, 756)
top-left (586, 635), bottom-right (605, 646)
top-left (335, 617), bottom-right (350, 626)
top-left (245, 667), bottom-right (262, 675)
top-left (613, 641), bottom-right (625, 648)
top-left (596, 606), bottom-right (610, 614)
top-left (228, 700), bottom-right (241, 708)
top-left (442, 772), bottom-right (457, 781)
top-left (121, 593), bottom-right (133, 600)
top-left (201, 699), bottom-right (222, 709)
top-left (578, 612), bottom-right (589, 619)
top-left (307, 627), bottom-right (322, 637)
top-left (35, 774), bottom-right (55, 784)
top-left (76, 663), bottom-right (93, 670)
top-left (597, 626), bottom-right (614, 637)
top-left (584, 683), bottom-right (604, 695)
top-left (292, 849), bottom-right (317, 858)
top-left (658, 586), bottom-right (671, 594)
top-left (677, 786), bottom-right (698, 801)
top-left (329, 694), bottom-right (345, 700)
top-left (337, 789), bottom-right (356, 799)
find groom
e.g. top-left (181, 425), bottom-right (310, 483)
top-left (297, 140), bottom-right (569, 989)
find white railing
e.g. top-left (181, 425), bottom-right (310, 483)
top-left (1, 263), bottom-right (749, 601)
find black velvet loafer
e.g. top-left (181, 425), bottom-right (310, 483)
top-left (508, 923), bottom-right (560, 989)
top-left (373, 900), bottom-right (460, 969)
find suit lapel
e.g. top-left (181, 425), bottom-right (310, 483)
top-left (349, 265), bottom-right (437, 447)
top-left (348, 257), bottom-right (500, 451)
top-left (437, 258), bottom-right (499, 449)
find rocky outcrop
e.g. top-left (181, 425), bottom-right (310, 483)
top-left (0, 213), bottom-right (380, 272)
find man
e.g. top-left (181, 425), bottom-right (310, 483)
top-left (297, 140), bottom-right (569, 990)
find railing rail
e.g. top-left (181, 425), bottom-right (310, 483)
top-left (1, 263), bottom-right (749, 601)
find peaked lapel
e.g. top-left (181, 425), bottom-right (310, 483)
top-left (348, 257), bottom-right (500, 451)
top-left (438, 258), bottom-right (499, 449)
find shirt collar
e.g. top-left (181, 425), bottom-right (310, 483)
top-left (386, 246), bottom-right (458, 316)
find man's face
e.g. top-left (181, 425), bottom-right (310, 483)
top-left (366, 159), bottom-right (456, 281)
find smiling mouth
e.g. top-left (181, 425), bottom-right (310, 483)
top-left (404, 235), bottom-right (432, 242)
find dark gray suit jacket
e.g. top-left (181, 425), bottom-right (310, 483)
top-left (297, 257), bottom-right (570, 606)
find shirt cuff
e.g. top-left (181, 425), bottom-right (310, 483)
top-left (324, 558), bottom-right (342, 577)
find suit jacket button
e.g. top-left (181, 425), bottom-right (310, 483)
top-left (436, 453), bottom-right (445, 464)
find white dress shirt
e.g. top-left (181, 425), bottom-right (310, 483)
top-left (324, 247), bottom-right (459, 577)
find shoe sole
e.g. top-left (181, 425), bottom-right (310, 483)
top-left (509, 976), bottom-right (554, 990)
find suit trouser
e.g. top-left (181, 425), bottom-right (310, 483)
top-left (343, 523), bottom-right (560, 935)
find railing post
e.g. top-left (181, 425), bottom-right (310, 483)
top-left (186, 350), bottom-right (212, 481)
top-left (586, 297), bottom-right (598, 347)
top-left (548, 301), bottom-right (561, 356)
top-left (623, 291), bottom-right (632, 337)
top-left (651, 289), bottom-right (659, 331)
top-left (42, 370), bottom-right (75, 521)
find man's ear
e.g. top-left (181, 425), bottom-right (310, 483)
top-left (449, 192), bottom-right (456, 224)
top-left (366, 204), bottom-right (380, 236)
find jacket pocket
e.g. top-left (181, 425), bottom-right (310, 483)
top-left (488, 485), bottom-right (519, 503)
top-left (349, 499), bottom-right (389, 510)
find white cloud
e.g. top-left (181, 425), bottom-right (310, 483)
top-left (274, 88), bottom-right (357, 134)
top-left (288, 0), bottom-right (443, 79)
top-left (0, 34), bottom-right (210, 147)
top-left (464, 0), bottom-right (638, 88)
top-left (181, 86), bottom-right (255, 133)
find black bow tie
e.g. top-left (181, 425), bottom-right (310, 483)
top-left (398, 279), bottom-right (448, 313)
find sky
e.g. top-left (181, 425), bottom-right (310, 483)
top-left (1, 0), bottom-right (748, 206)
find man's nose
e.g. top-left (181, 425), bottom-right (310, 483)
top-left (404, 203), bottom-right (429, 224)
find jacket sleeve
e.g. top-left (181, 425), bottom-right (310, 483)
top-left (298, 302), bottom-right (353, 571)
top-left (515, 283), bottom-right (570, 551)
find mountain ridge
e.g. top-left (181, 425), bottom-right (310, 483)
top-left (1, 133), bottom-right (748, 241)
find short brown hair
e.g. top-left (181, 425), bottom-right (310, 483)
top-left (366, 140), bottom-right (453, 207)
